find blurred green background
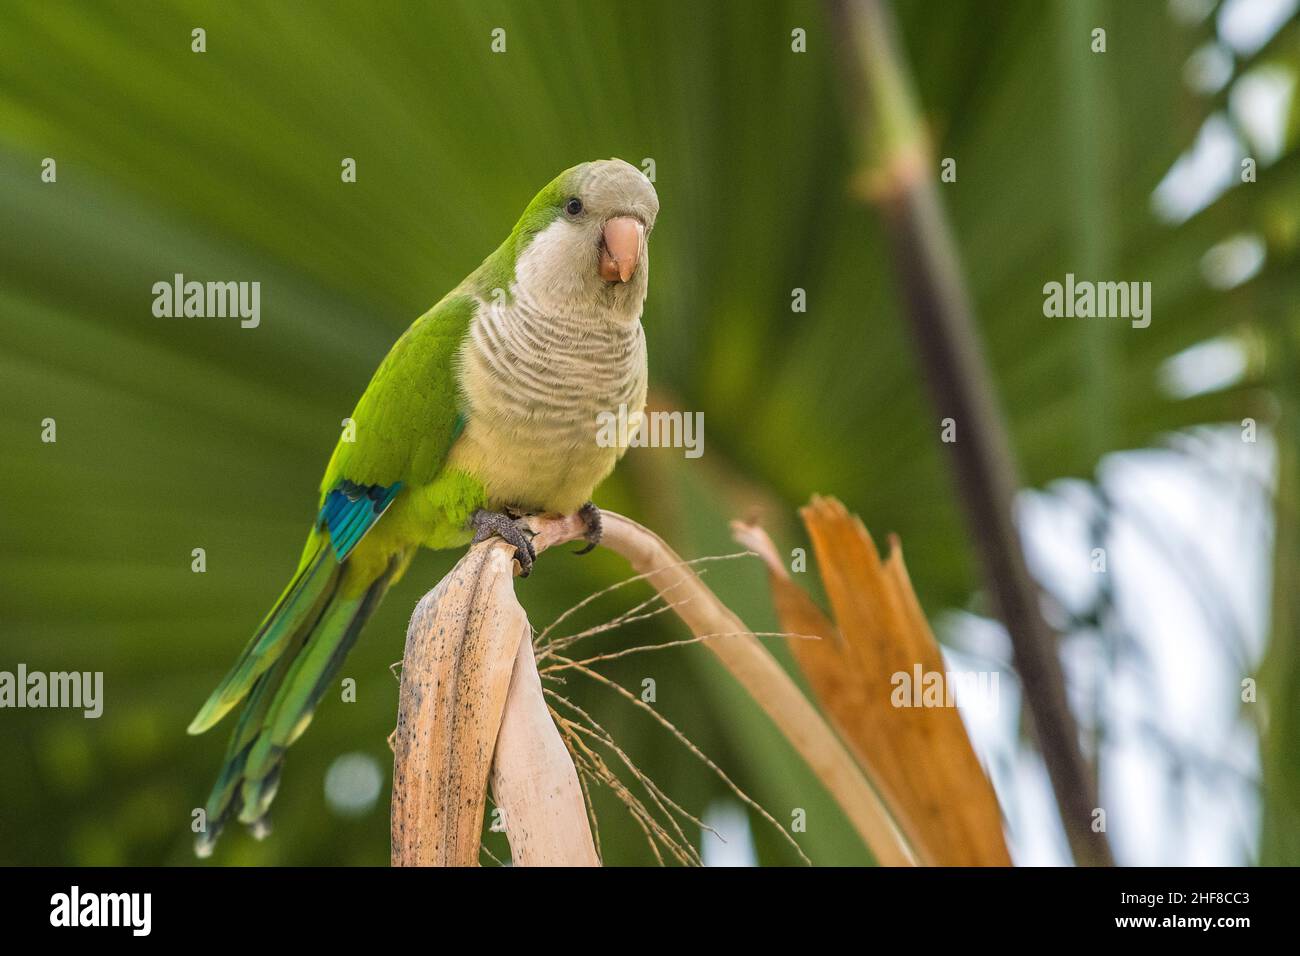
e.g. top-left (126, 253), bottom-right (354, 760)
top-left (1, 0), bottom-right (1297, 865)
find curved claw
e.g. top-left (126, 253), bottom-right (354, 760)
top-left (573, 501), bottom-right (602, 556)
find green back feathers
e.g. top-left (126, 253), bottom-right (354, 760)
top-left (321, 292), bottom-right (478, 495)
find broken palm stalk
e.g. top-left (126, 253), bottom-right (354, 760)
top-left (734, 496), bottom-right (1011, 866)
top-left (391, 512), bottom-right (596, 866)
top-left (391, 509), bottom-right (915, 866)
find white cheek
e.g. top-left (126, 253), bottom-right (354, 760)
top-left (514, 220), bottom-right (596, 308)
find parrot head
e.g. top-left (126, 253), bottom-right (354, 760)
top-left (504, 158), bottom-right (659, 321)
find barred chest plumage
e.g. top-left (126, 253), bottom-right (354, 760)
top-left (447, 295), bottom-right (649, 515)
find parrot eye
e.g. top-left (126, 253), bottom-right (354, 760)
top-left (564, 197), bottom-right (583, 217)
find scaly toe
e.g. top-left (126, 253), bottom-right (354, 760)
top-left (574, 501), bottom-right (602, 556)
top-left (470, 509), bottom-right (538, 576)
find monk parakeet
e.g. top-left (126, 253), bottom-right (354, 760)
top-left (187, 158), bottom-right (658, 854)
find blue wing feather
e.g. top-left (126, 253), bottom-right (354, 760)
top-left (317, 479), bottom-right (403, 562)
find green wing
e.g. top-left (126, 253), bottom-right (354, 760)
top-left (189, 296), bottom-right (476, 735)
top-left (321, 292), bottom-right (477, 497)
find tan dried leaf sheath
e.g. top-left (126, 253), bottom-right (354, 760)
top-left (391, 510), bottom-right (914, 867)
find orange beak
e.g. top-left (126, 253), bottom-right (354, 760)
top-left (598, 216), bottom-right (644, 283)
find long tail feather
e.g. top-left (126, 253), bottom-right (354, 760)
top-left (187, 543), bottom-right (338, 735)
top-left (191, 545), bottom-right (401, 856)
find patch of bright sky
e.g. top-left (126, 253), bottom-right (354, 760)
top-left (1095, 434), bottom-right (1271, 864)
top-left (1152, 115), bottom-right (1245, 224)
top-left (1159, 335), bottom-right (1250, 399)
top-left (1155, 1), bottom-right (1297, 222)
top-left (940, 637), bottom-right (1074, 865)
top-left (1231, 66), bottom-right (1297, 163)
top-left (1217, 0), bottom-right (1299, 55)
top-left (1200, 232), bottom-right (1268, 290)
top-left (701, 799), bottom-right (759, 867)
top-left (950, 428), bottom-right (1273, 865)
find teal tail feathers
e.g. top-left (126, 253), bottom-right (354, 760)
top-left (188, 541), bottom-right (400, 856)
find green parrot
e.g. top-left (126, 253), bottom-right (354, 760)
top-left (187, 158), bottom-right (658, 854)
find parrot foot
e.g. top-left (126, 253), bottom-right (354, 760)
top-left (574, 501), bottom-right (602, 555)
top-left (470, 508), bottom-right (538, 577)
